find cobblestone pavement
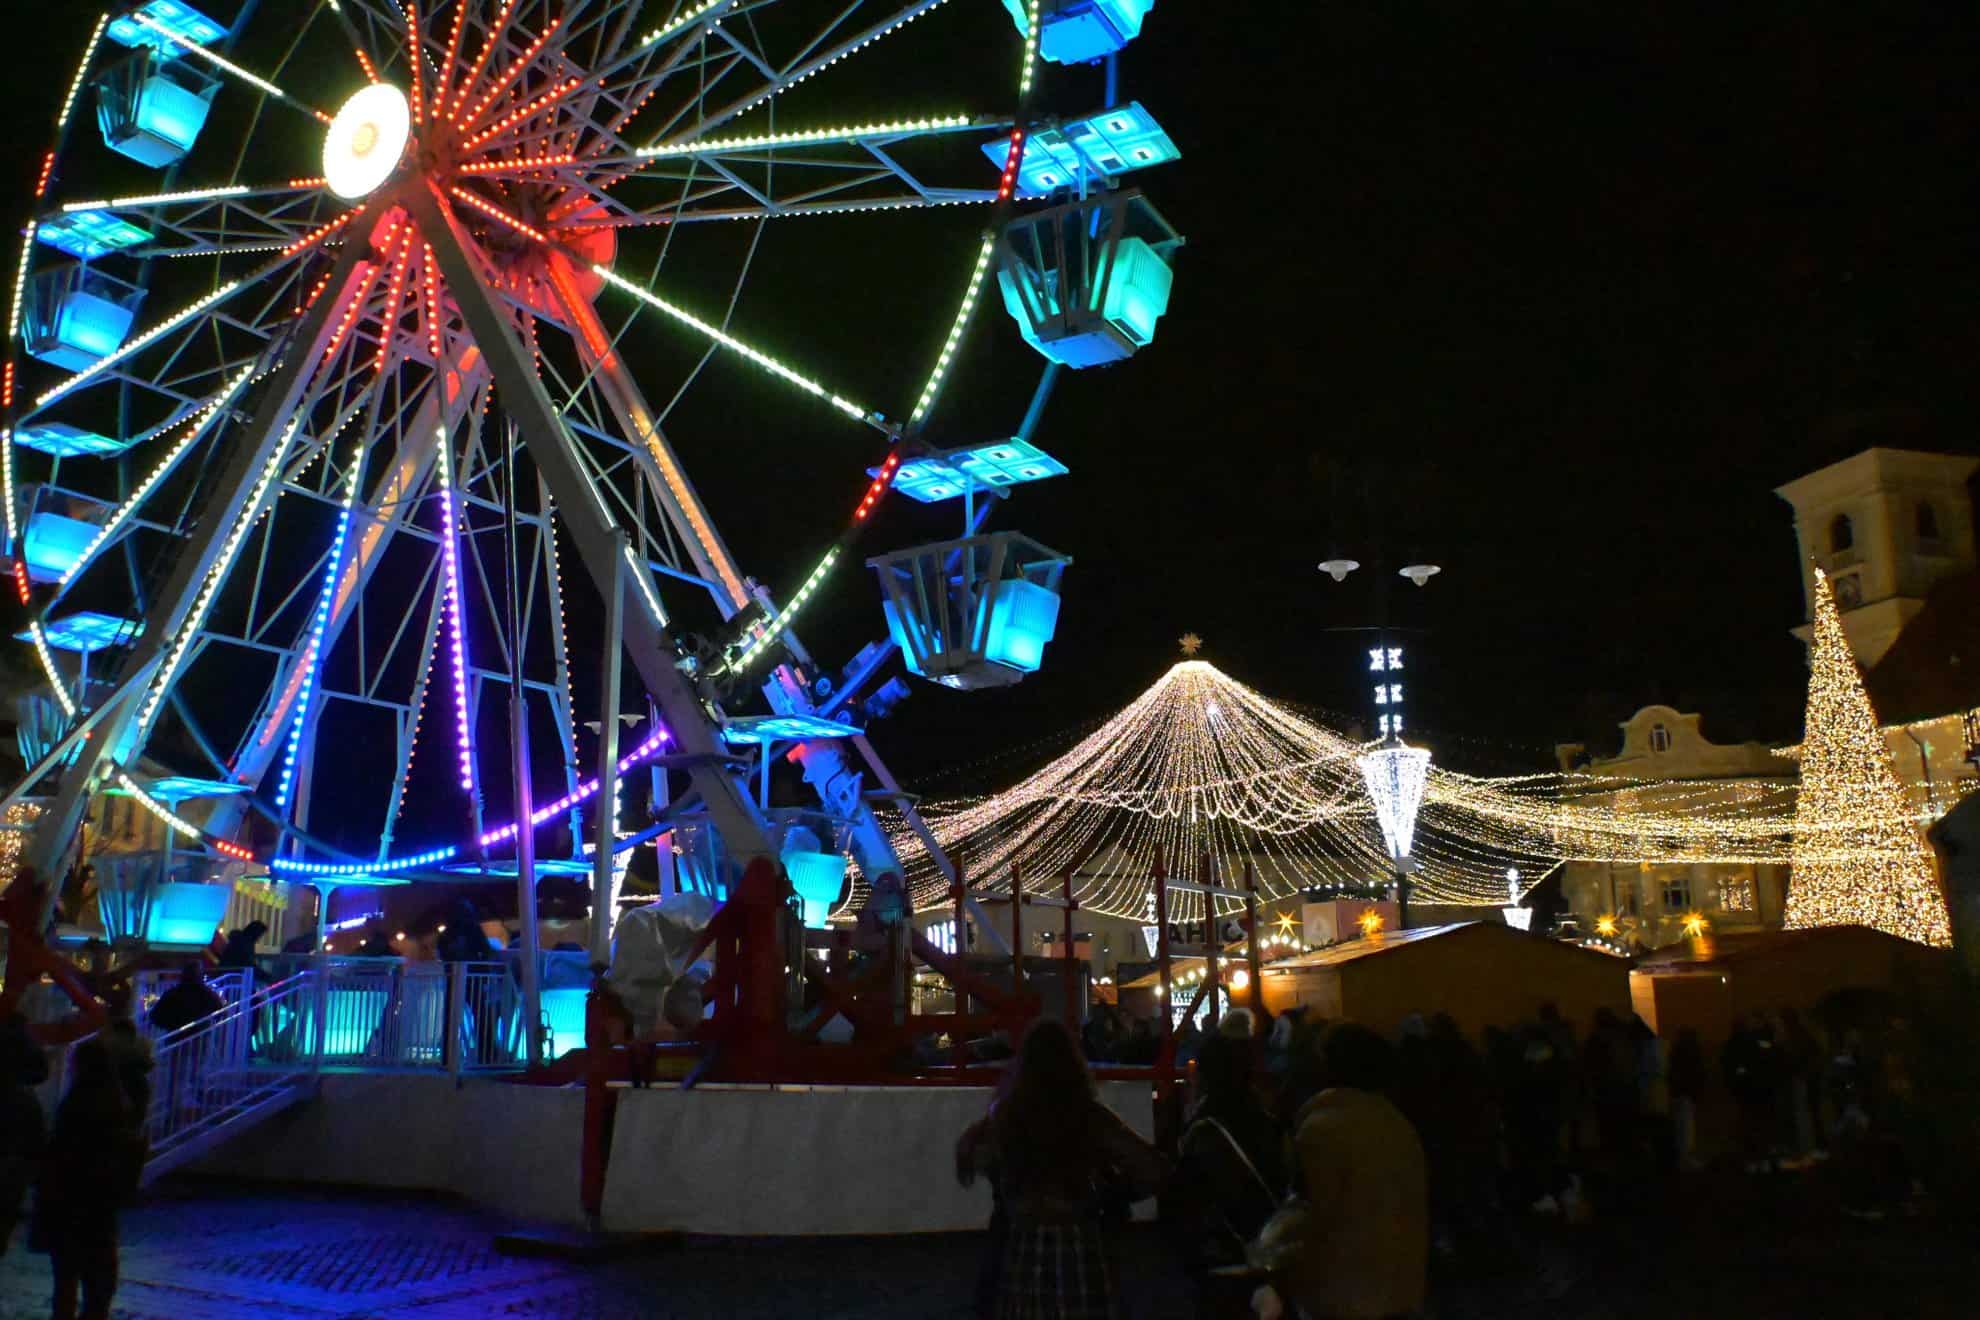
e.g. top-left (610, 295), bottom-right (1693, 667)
top-left (1, 1172), bottom-right (1973, 1319)
top-left (0, 1182), bottom-right (1016, 1320)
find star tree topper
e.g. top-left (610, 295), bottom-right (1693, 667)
top-left (1179, 633), bottom-right (1203, 656)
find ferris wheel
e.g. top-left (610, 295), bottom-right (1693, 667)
top-left (3, 0), bottom-right (1182, 923)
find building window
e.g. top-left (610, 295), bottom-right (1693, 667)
top-left (1661, 873), bottom-right (1692, 910)
top-left (1720, 872), bottom-right (1754, 911)
top-left (1917, 502), bottom-right (1942, 545)
top-left (1649, 723), bottom-right (1672, 753)
top-left (1829, 513), bottom-right (1854, 553)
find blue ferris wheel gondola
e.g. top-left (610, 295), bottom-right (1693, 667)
top-left (996, 190), bottom-right (1181, 368)
top-left (1002, 0), bottom-right (1157, 65)
top-left (20, 265), bottom-right (146, 372)
top-left (95, 47), bottom-right (222, 168)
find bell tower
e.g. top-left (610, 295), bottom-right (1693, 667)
top-left (1776, 448), bottom-right (1980, 666)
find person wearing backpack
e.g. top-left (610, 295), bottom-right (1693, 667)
top-left (1171, 1032), bottom-right (1287, 1315)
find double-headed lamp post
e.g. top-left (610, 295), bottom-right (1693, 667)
top-left (1320, 557), bottom-right (1442, 928)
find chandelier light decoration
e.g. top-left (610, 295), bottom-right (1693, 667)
top-left (1782, 569), bottom-right (1952, 947)
top-left (1358, 740), bottom-right (1430, 863)
top-left (885, 657), bottom-right (1948, 924)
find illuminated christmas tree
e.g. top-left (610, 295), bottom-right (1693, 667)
top-left (1783, 568), bottom-right (1952, 946)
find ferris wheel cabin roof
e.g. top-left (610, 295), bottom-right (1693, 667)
top-left (980, 101), bottom-right (1179, 197)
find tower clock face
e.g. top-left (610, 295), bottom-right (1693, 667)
top-left (1832, 572), bottom-right (1863, 609)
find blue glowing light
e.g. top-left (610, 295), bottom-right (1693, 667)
top-left (871, 438), bottom-right (1068, 505)
top-left (722, 713), bottom-right (864, 745)
top-left (277, 502), bottom-right (358, 811)
top-left (107, 1), bottom-right (228, 50)
top-left (783, 851), bottom-right (849, 927)
top-left (98, 52), bottom-right (222, 169)
top-left (269, 846), bottom-right (462, 879)
top-left (1098, 237), bottom-right (1174, 349)
top-left (23, 266), bottom-right (146, 372)
top-left (982, 579), bottom-right (1062, 673)
top-left (12, 424), bottom-right (134, 458)
top-left (37, 211), bottom-right (155, 261)
top-left (1002, 0), bottom-right (1155, 65)
top-left (21, 513), bottom-right (98, 583)
top-left (541, 987), bottom-right (588, 1059)
top-left (17, 612), bottom-right (142, 653)
top-left (980, 102), bottom-right (1179, 195)
top-left (144, 882), bottom-right (231, 945)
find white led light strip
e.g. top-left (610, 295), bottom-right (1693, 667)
top-left (56, 364), bottom-right (259, 590)
top-left (621, 544), bottom-right (669, 626)
top-left (592, 265), bottom-right (882, 428)
top-left (133, 418), bottom-right (301, 742)
top-left (130, 12), bottom-right (303, 108)
top-left (115, 771), bottom-right (201, 841)
top-left (910, 235), bottom-right (995, 424)
top-left (1, 428), bottom-right (16, 546)
top-left (36, 279), bottom-right (245, 408)
top-left (9, 220), bottom-right (38, 343)
top-left (54, 14), bottom-right (111, 133)
top-left (61, 185), bottom-right (253, 213)
top-left (638, 115), bottom-right (972, 158)
top-left (632, 0), bottom-right (732, 55)
top-left (724, 547), bottom-right (841, 674)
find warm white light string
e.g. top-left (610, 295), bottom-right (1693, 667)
top-left (886, 660), bottom-right (1943, 922)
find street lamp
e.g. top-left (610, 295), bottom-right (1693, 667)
top-left (1321, 556), bottom-right (1443, 926)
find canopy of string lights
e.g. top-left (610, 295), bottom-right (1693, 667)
top-left (884, 659), bottom-right (1922, 922)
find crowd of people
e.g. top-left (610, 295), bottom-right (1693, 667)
top-left (957, 995), bottom-right (1929, 1320)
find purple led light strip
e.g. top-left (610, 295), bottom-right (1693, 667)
top-left (435, 427), bottom-right (475, 794)
top-left (478, 726), bottom-right (672, 847)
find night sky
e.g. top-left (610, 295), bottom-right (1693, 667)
top-left (6, 2), bottom-right (1978, 808)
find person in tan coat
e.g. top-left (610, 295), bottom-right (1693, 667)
top-left (1253, 1024), bottom-right (1427, 1320)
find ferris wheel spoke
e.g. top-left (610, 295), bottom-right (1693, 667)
top-left (407, 184), bottom-right (775, 863)
top-left (28, 219), bottom-right (362, 413)
top-left (49, 184), bottom-right (344, 259)
top-left (591, 265), bottom-right (892, 435)
top-left (639, 0), bottom-right (954, 150)
top-left (45, 362), bottom-right (264, 601)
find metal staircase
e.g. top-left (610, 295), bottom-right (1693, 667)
top-left (140, 970), bottom-right (319, 1183)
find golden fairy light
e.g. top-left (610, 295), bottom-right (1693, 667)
top-left (1782, 569), bottom-right (1952, 946)
top-left (876, 657), bottom-right (1947, 925)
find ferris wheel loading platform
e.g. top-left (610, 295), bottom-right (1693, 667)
top-left (190, 1072), bottom-right (1157, 1235)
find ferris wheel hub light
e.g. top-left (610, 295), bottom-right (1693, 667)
top-left (323, 84), bottom-right (411, 200)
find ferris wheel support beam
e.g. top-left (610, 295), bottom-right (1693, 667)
top-left (24, 223), bottom-right (380, 906)
top-left (408, 184), bottom-right (773, 861)
top-left (545, 252), bottom-right (749, 612)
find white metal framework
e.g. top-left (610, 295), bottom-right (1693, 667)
top-left (2, 1), bottom-right (1093, 913)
